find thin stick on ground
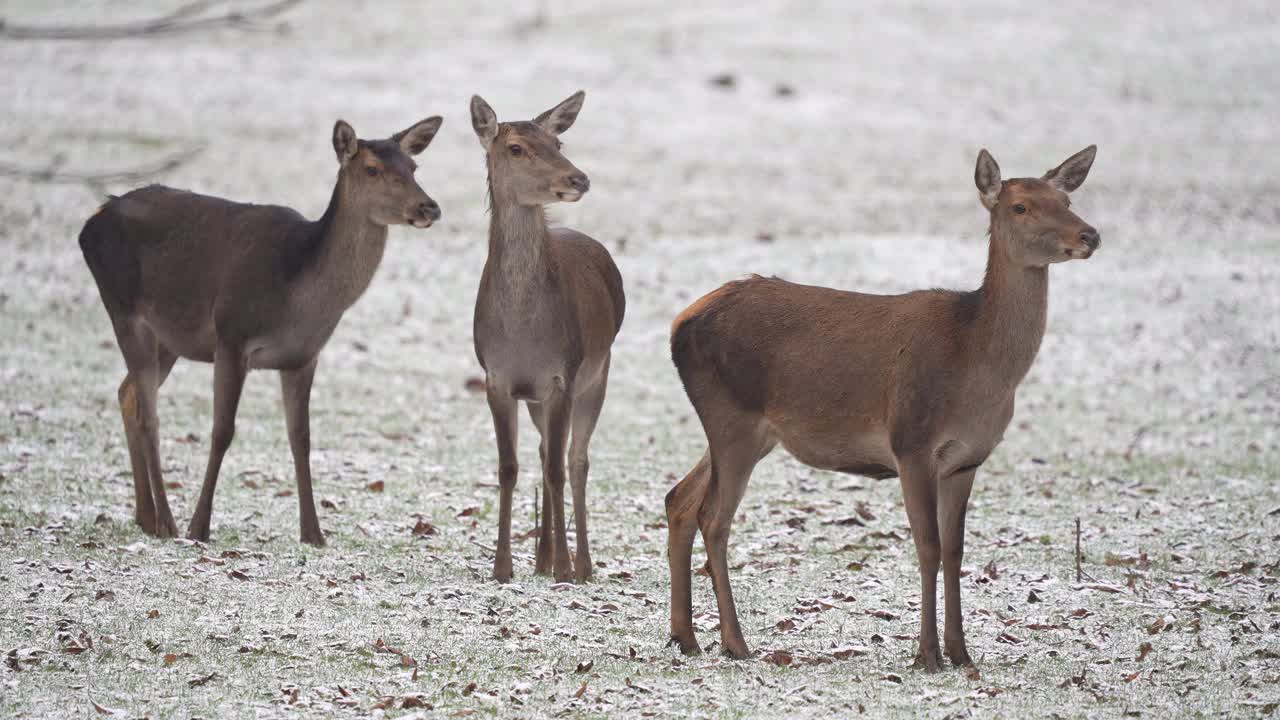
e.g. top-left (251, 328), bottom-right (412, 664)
top-left (1075, 517), bottom-right (1082, 583)
top-left (0, 0), bottom-right (303, 41)
top-left (0, 146), bottom-right (205, 186)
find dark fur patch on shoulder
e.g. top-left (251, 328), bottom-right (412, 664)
top-left (951, 289), bottom-right (981, 325)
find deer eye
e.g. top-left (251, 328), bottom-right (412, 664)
top-left (508, 144), bottom-right (524, 157)
top-left (1012, 203), bottom-right (1027, 214)
top-left (365, 166), bottom-right (379, 177)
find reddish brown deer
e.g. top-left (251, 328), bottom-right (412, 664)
top-left (469, 91), bottom-right (625, 583)
top-left (80, 116), bottom-right (443, 545)
top-left (666, 146), bottom-right (1100, 671)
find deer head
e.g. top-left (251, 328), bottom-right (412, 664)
top-left (332, 117), bottom-right (443, 228)
top-left (975, 145), bottom-right (1100, 266)
top-left (470, 91), bottom-right (590, 206)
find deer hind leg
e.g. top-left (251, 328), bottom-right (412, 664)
top-left (118, 376), bottom-right (154, 531)
top-left (116, 347), bottom-right (177, 533)
top-left (566, 356), bottom-right (610, 582)
top-left (489, 386), bottom-right (520, 582)
top-left (666, 450), bottom-right (711, 655)
top-left (526, 402), bottom-right (554, 576)
top-left (113, 320), bottom-right (179, 538)
top-left (699, 415), bottom-right (774, 659)
top-left (939, 466), bottom-right (977, 670)
top-left (897, 452), bottom-right (943, 672)
top-left (186, 343), bottom-right (247, 543)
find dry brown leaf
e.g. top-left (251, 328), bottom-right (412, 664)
top-left (91, 701), bottom-right (122, 716)
top-left (367, 480), bottom-right (385, 493)
top-left (401, 695), bottom-right (430, 709)
top-left (761, 649), bottom-right (794, 667)
top-left (1136, 641), bottom-right (1153, 662)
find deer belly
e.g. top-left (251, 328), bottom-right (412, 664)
top-left (780, 427), bottom-right (897, 479)
top-left (141, 312), bottom-right (217, 363)
top-left (246, 325), bottom-right (336, 370)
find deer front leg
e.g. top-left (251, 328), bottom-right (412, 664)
top-left (186, 345), bottom-right (247, 543)
top-left (486, 385), bottom-right (519, 582)
top-left (898, 453), bottom-right (943, 672)
top-left (541, 389), bottom-right (575, 583)
top-left (526, 403), bottom-right (554, 576)
top-left (281, 359), bottom-right (323, 547)
top-left (939, 467), bottom-right (977, 670)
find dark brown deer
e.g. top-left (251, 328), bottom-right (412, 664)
top-left (666, 146), bottom-right (1101, 671)
top-left (80, 116), bottom-right (443, 545)
top-left (469, 91), bottom-right (625, 583)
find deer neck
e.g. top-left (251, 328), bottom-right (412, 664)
top-left (485, 179), bottom-right (553, 298)
top-left (306, 176), bottom-right (389, 309)
top-left (971, 225), bottom-right (1049, 387)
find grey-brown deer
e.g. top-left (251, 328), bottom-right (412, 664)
top-left (666, 146), bottom-right (1101, 671)
top-left (469, 91), bottom-right (625, 583)
top-left (80, 115), bottom-right (443, 546)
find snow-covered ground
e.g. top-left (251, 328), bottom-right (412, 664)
top-left (1, 1), bottom-right (1277, 717)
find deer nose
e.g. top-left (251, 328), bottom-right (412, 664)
top-left (567, 174), bottom-right (590, 193)
top-left (1079, 227), bottom-right (1100, 250)
top-left (419, 200), bottom-right (441, 221)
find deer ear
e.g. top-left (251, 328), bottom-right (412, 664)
top-left (393, 116), bottom-right (442, 156)
top-left (333, 120), bottom-right (359, 164)
top-left (1042, 144), bottom-right (1097, 193)
top-left (534, 90), bottom-right (585, 136)
top-left (974, 148), bottom-right (1001, 210)
top-left (470, 95), bottom-right (498, 148)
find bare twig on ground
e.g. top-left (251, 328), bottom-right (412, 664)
top-left (1123, 424), bottom-right (1149, 461)
top-left (468, 539), bottom-right (496, 556)
top-left (0, 146), bottom-right (204, 190)
top-left (533, 481), bottom-right (541, 560)
top-left (1075, 517), bottom-right (1082, 583)
top-left (0, 0), bottom-right (302, 41)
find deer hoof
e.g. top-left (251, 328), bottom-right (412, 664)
top-left (184, 520), bottom-right (209, 543)
top-left (913, 647), bottom-right (943, 673)
top-left (155, 516), bottom-right (179, 539)
top-left (668, 635), bottom-right (701, 656)
top-left (947, 647), bottom-right (974, 670)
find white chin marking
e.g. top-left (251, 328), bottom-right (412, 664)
top-left (556, 191), bottom-right (582, 202)
top-left (410, 219), bottom-right (433, 228)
